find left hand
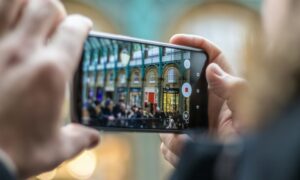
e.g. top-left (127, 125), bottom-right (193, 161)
top-left (0, 0), bottom-right (100, 178)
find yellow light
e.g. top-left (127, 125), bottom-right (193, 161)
top-left (66, 150), bottom-right (97, 179)
top-left (36, 169), bottom-right (57, 180)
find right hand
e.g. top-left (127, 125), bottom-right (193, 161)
top-left (160, 34), bottom-right (247, 166)
top-left (0, 0), bottom-right (100, 178)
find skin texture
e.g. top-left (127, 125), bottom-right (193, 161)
top-left (160, 34), bottom-right (246, 166)
top-left (0, 0), bottom-right (100, 178)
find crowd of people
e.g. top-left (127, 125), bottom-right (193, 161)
top-left (84, 99), bottom-right (186, 129)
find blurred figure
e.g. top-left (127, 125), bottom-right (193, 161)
top-left (161, 0), bottom-right (300, 180)
top-left (102, 100), bottom-right (115, 126)
top-left (87, 100), bottom-right (98, 119)
top-left (144, 103), bottom-right (154, 118)
top-left (136, 107), bottom-right (144, 119)
top-left (127, 105), bottom-right (137, 118)
top-left (113, 99), bottom-right (126, 118)
top-left (154, 107), bottom-right (166, 119)
top-left (87, 100), bottom-right (102, 125)
top-left (154, 107), bottom-right (166, 128)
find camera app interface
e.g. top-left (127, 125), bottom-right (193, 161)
top-left (81, 36), bottom-right (201, 130)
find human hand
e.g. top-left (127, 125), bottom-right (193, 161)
top-left (0, 0), bottom-right (99, 178)
top-left (160, 34), bottom-right (246, 166)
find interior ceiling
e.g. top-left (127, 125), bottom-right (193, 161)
top-left (71, 0), bottom-right (262, 39)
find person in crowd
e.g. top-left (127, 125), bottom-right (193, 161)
top-left (144, 103), bottom-right (154, 118)
top-left (102, 100), bottom-right (115, 125)
top-left (160, 0), bottom-right (300, 179)
top-left (154, 107), bottom-right (166, 119)
top-left (154, 107), bottom-right (166, 128)
top-left (119, 103), bottom-right (127, 118)
top-left (127, 105), bottom-right (137, 118)
top-left (86, 100), bottom-right (103, 125)
top-left (87, 100), bottom-right (98, 119)
top-left (113, 99), bottom-right (125, 118)
top-left (136, 107), bottom-right (144, 118)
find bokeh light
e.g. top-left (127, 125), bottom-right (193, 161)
top-left (36, 169), bottom-right (57, 180)
top-left (66, 150), bottom-right (97, 179)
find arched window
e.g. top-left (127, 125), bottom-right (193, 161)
top-left (149, 71), bottom-right (156, 83)
top-left (109, 72), bottom-right (114, 85)
top-left (97, 73), bottom-right (104, 86)
top-left (167, 68), bottom-right (176, 83)
top-left (119, 73), bottom-right (126, 84)
top-left (133, 71), bottom-right (140, 84)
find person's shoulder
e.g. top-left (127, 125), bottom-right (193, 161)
top-left (0, 161), bottom-right (16, 180)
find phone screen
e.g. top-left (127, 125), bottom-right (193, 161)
top-left (73, 33), bottom-right (208, 132)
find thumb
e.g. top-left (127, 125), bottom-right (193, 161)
top-left (58, 124), bottom-right (100, 161)
top-left (206, 63), bottom-right (246, 111)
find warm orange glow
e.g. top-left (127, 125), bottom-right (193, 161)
top-left (66, 150), bottom-right (97, 179)
top-left (36, 169), bottom-right (57, 180)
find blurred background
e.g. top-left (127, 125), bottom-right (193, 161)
top-left (33, 0), bottom-right (261, 179)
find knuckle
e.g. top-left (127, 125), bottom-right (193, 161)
top-left (27, 0), bottom-right (61, 24)
top-left (166, 135), bottom-right (175, 149)
top-left (0, 38), bottom-right (24, 65)
top-left (34, 60), bottom-right (64, 90)
top-left (164, 150), bottom-right (173, 163)
top-left (160, 143), bottom-right (168, 157)
top-left (60, 21), bottom-right (78, 35)
top-left (38, 0), bottom-right (60, 16)
top-left (61, 14), bottom-right (92, 34)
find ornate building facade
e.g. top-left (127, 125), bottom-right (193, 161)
top-left (82, 37), bottom-right (191, 115)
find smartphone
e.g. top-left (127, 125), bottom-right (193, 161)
top-left (71, 32), bottom-right (208, 133)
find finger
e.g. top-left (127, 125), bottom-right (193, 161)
top-left (169, 34), bottom-right (232, 74)
top-left (58, 124), bottom-right (100, 161)
top-left (160, 143), bottom-right (178, 167)
top-left (14, 0), bottom-right (66, 44)
top-left (159, 134), bottom-right (189, 156)
top-left (206, 63), bottom-right (247, 112)
top-left (170, 34), bottom-right (222, 61)
top-left (0, 0), bottom-right (26, 34)
top-left (47, 15), bottom-right (92, 80)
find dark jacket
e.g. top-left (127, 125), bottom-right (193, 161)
top-left (0, 161), bottom-right (15, 180)
top-left (172, 98), bottom-right (300, 180)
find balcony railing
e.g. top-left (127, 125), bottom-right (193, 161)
top-left (84, 51), bottom-right (188, 71)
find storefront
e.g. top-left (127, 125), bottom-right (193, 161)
top-left (117, 87), bottom-right (127, 102)
top-left (162, 66), bottom-right (180, 113)
top-left (129, 69), bottom-right (142, 107)
top-left (162, 88), bottom-right (179, 113)
top-left (130, 88), bottom-right (142, 107)
top-left (144, 68), bottom-right (159, 111)
top-left (105, 71), bottom-right (115, 100)
top-left (117, 71), bottom-right (127, 101)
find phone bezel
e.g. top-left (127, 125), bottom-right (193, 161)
top-left (71, 31), bottom-right (208, 133)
